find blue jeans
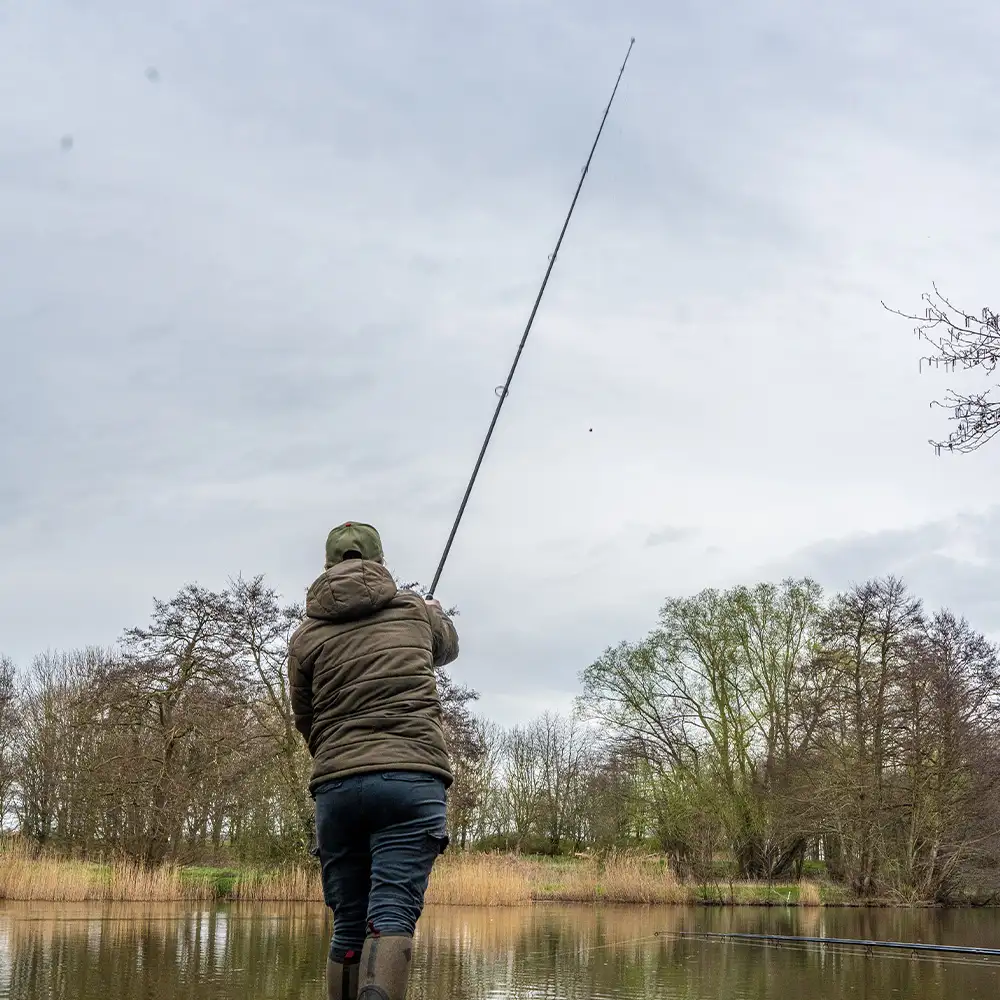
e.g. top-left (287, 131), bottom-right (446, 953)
top-left (314, 770), bottom-right (449, 962)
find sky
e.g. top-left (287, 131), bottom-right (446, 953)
top-left (2, 1), bottom-right (1000, 726)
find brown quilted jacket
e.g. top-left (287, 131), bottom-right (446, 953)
top-left (287, 558), bottom-right (459, 792)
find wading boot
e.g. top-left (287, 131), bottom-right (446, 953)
top-left (357, 934), bottom-right (413, 1000)
top-left (327, 953), bottom-right (360, 1000)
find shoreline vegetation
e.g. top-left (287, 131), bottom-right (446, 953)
top-left (7, 575), bottom-right (1000, 911)
top-left (0, 843), bottom-right (948, 908)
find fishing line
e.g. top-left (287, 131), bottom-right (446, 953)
top-left (426, 37), bottom-right (635, 598)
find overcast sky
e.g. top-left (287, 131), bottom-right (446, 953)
top-left (2, 1), bottom-right (1000, 726)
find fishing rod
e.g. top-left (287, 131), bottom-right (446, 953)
top-left (676, 930), bottom-right (1000, 959)
top-left (426, 36), bottom-right (636, 599)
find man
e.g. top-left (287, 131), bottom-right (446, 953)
top-left (287, 521), bottom-right (459, 1000)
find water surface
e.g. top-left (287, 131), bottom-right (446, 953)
top-left (1, 901), bottom-right (998, 998)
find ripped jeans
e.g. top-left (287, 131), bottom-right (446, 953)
top-left (314, 771), bottom-right (449, 962)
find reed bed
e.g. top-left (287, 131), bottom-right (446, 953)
top-left (0, 842), bottom-right (211, 902)
top-left (537, 853), bottom-right (688, 904)
top-left (228, 864), bottom-right (323, 902)
top-left (0, 839), bottom-right (838, 906)
top-left (426, 851), bottom-right (533, 906)
top-left (798, 880), bottom-right (822, 907)
top-left (429, 851), bottom-right (695, 905)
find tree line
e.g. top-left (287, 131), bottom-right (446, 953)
top-left (0, 577), bottom-right (473, 865)
top-left (3, 573), bottom-right (1000, 901)
top-left (574, 577), bottom-right (1000, 901)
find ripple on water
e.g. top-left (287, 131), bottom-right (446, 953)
top-left (0, 901), bottom-right (999, 998)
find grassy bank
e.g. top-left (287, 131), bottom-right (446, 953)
top-left (425, 853), bottom-right (848, 906)
top-left (0, 843), bottom-right (849, 905)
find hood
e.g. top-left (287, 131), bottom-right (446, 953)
top-left (305, 559), bottom-right (398, 623)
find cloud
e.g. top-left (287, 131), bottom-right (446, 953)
top-left (645, 526), bottom-right (694, 548)
top-left (3, 0), bottom-right (1000, 724)
top-left (761, 507), bottom-right (1000, 636)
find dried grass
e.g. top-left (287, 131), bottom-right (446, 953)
top-left (228, 865), bottom-right (322, 902)
top-left (426, 851), bottom-right (686, 906)
top-left (426, 852), bottom-right (533, 906)
top-left (798, 880), bottom-right (822, 906)
top-left (0, 838), bottom-right (831, 907)
top-left (593, 853), bottom-right (688, 904)
top-left (535, 852), bottom-right (687, 904)
top-left (0, 840), bottom-right (211, 902)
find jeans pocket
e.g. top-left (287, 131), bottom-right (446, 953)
top-left (314, 778), bottom-right (345, 796)
top-left (427, 830), bottom-right (450, 856)
top-left (380, 771), bottom-right (435, 783)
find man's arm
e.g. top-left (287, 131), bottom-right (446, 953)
top-left (287, 644), bottom-right (314, 745)
top-left (425, 598), bottom-right (459, 667)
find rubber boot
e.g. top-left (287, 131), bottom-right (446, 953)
top-left (357, 934), bottom-right (413, 1000)
top-left (327, 954), bottom-right (360, 1000)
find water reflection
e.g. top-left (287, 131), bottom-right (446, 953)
top-left (0, 901), bottom-right (998, 999)
top-left (0, 903), bottom-right (329, 999)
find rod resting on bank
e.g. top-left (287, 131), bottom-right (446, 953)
top-left (676, 931), bottom-right (1000, 959)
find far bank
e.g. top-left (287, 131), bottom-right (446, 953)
top-left (4, 845), bottom-right (982, 907)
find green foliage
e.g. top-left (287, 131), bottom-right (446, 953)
top-left (578, 575), bottom-right (1000, 902)
top-left (180, 866), bottom-right (241, 898)
top-left (580, 578), bottom-right (826, 880)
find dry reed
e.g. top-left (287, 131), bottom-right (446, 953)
top-left (426, 851), bottom-right (687, 905)
top-left (426, 852), bottom-right (533, 906)
top-left (798, 880), bottom-right (822, 906)
top-left (228, 865), bottom-right (323, 902)
top-left (0, 841), bottom-right (211, 902)
top-left (0, 838), bottom-right (832, 907)
top-left (592, 853), bottom-right (687, 904)
top-left (535, 852), bottom-right (687, 904)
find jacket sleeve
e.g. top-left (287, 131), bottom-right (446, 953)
top-left (287, 643), bottom-right (314, 746)
top-left (428, 605), bottom-right (460, 667)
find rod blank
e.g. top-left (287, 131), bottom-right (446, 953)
top-left (427, 37), bottom-right (636, 598)
top-left (678, 931), bottom-right (1000, 958)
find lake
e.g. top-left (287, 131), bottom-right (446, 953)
top-left (1, 901), bottom-right (998, 998)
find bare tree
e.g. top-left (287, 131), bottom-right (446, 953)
top-left (817, 577), bottom-right (924, 895)
top-left (8, 573), bottom-right (487, 864)
top-left (530, 712), bottom-right (593, 855)
top-left (13, 650), bottom-right (114, 849)
top-left (886, 284), bottom-right (1000, 453)
top-left (113, 584), bottom-right (244, 863)
top-left (501, 725), bottom-right (543, 850)
top-left (0, 656), bottom-right (17, 830)
top-left (584, 739), bottom-right (643, 851)
top-left (223, 575), bottom-right (313, 852)
top-left (895, 611), bottom-right (1000, 900)
top-left (447, 715), bottom-right (504, 849)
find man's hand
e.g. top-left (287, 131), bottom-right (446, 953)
top-left (426, 596), bottom-right (459, 666)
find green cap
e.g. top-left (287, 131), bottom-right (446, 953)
top-left (325, 522), bottom-right (384, 567)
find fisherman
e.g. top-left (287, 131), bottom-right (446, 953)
top-left (287, 521), bottom-right (459, 1000)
